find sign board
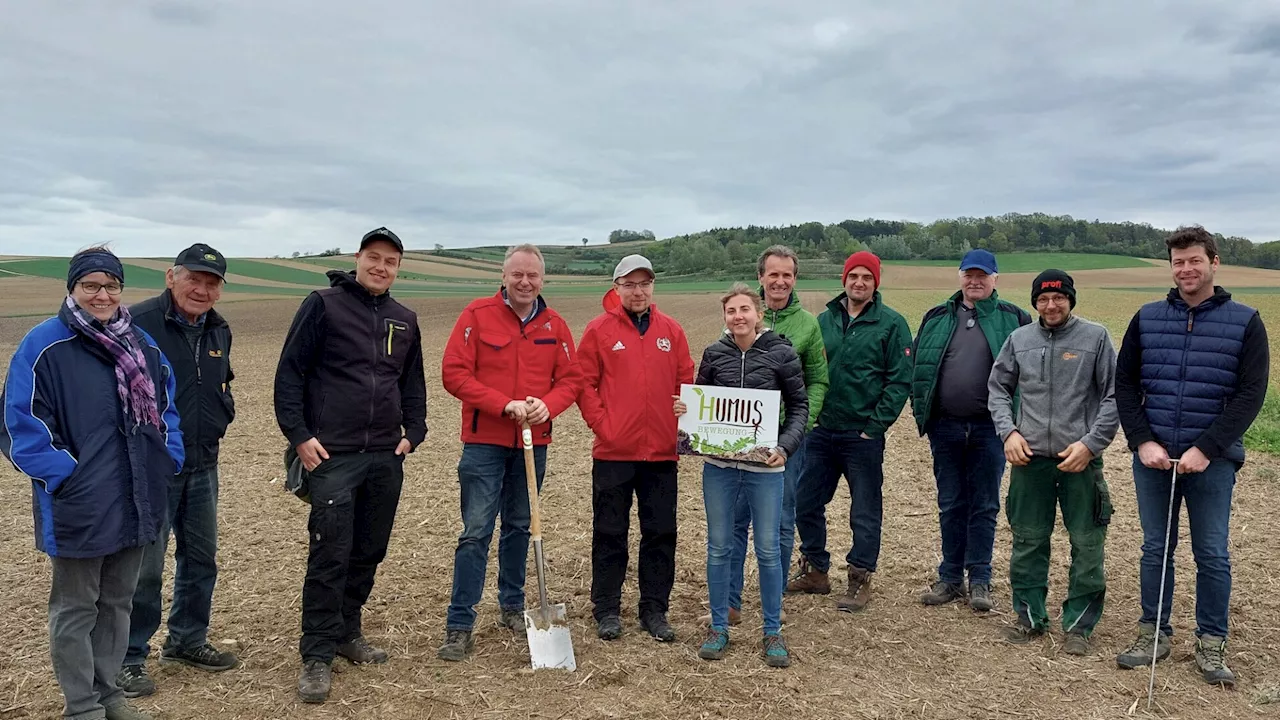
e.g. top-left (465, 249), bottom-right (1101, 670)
top-left (677, 383), bottom-right (780, 463)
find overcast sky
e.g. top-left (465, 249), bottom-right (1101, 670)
top-left (3, 1), bottom-right (1279, 257)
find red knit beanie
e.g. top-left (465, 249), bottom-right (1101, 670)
top-left (842, 251), bottom-right (881, 288)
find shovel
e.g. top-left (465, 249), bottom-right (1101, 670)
top-left (521, 421), bottom-right (576, 671)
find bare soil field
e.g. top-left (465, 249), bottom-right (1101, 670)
top-left (0, 293), bottom-right (1277, 720)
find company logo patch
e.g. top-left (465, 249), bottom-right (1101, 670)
top-left (611, 340), bottom-right (626, 352)
top-left (1040, 280), bottom-right (1063, 290)
top-left (1062, 351), bottom-right (1078, 361)
top-left (209, 349), bottom-right (223, 358)
top-left (904, 347), bottom-right (911, 357)
top-left (656, 337), bottom-right (671, 352)
top-left (204, 253), bottom-right (218, 261)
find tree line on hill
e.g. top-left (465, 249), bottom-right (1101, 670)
top-left (602, 213), bottom-right (1280, 278)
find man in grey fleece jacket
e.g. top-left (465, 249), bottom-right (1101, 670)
top-left (988, 269), bottom-right (1120, 655)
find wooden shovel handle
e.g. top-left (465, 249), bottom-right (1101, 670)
top-left (522, 422), bottom-right (542, 540)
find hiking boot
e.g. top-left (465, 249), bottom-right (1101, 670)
top-left (436, 629), bottom-right (474, 662)
top-left (104, 702), bottom-right (154, 720)
top-left (640, 613), bottom-right (676, 642)
top-left (698, 627), bottom-right (730, 660)
top-left (1002, 623), bottom-right (1044, 645)
top-left (297, 660), bottom-right (332, 704)
top-left (116, 664), bottom-right (155, 699)
top-left (1195, 635), bottom-right (1236, 687)
top-left (762, 633), bottom-right (791, 668)
top-left (159, 642), bottom-right (240, 671)
top-left (1116, 623), bottom-right (1171, 669)
top-left (337, 635), bottom-right (389, 665)
top-left (729, 607), bottom-right (742, 626)
top-left (596, 615), bottom-right (623, 641)
top-left (920, 581), bottom-right (965, 606)
top-left (786, 558), bottom-right (831, 595)
top-left (969, 583), bottom-right (994, 612)
top-left (1063, 631), bottom-right (1090, 656)
top-left (499, 608), bottom-right (525, 631)
top-left (836, 566), bottom-right (871, 612)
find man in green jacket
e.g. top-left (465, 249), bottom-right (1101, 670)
top-left (725, 245), bottom-right (829, 625)
top-left (912, 250), bottom-right (1031, 612)
top-left (789, 251), bottom-right (913, 612)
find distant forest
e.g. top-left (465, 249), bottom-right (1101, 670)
top-left (596, 214), bottom-right (1279, 278)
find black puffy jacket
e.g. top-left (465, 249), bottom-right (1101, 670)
top-left (694, 330), bottom-right (809, 458)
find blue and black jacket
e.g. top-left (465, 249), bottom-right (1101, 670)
top-left (0, 303), bottom-right (184, 558)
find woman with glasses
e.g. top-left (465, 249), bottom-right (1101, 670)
top-left (0, 247), bottom-right (183, 720)
top-left (675, 282), bottom-right (808, 667)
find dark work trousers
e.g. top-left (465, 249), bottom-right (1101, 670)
top-left (299, 450), bottom-right (404, 663)
top-left (590, 460), bottom-right (678, 622)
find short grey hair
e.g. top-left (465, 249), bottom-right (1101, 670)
top-left (504, 243), bottom-right (545, 272)
top-left (757, 245), bottom-right (799, 277)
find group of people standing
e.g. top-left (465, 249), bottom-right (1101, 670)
top-left (0, 224), bottom-right (1267, 717)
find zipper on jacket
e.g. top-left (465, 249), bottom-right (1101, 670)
top-left (366, 304), bottom-right (379, 451)
top-left (1175, 308), bottom-right (1195, 447)
top-left (1047, 332), bottom-right (1055, 452)
top-left (193, 335), bottom-right (202, 469)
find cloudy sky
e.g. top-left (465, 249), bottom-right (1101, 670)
top-left (3, 1), bottom-right (1279, 257)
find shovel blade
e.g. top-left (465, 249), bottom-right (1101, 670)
top-left (525, 604), bottom-right (575, 672)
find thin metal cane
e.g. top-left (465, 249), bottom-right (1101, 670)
top-left (1147, 457), bottom-right (1180, 709)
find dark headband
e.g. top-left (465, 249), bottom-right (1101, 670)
top-left (67, 251), bottom-right (125, 292)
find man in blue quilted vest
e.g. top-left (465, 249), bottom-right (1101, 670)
top-left (1113, 225), bottom-right (1270, 687)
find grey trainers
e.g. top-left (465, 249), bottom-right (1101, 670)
top-left (499, 609), bottom-right (525, 631)
top-left (1063, 631), bottom-right (1090, 656)
top-left (337, 635), bottom-right (389, 664)
top-left (116, 664), bottom-right (155, 699)
top-left (920, 581), bottom-right (965, 606)
top-left (1195, 635), bottom-right (1236, 687)
top-left (104, 702), bottom-right (154, 720)
top-left (1116, 623), bottom-right (1171, 669)
top-left (297, 659), bottom-right (332, 703)
top-left (159, 642), bottom-right (240, 671)
top-left (437, 629), bottom-right (474, 662)
top-left (968, 583), bottom-right (994, 612)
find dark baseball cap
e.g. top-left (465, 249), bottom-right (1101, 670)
top-left (175, 243), bottom-right (227, 279)
top-left (360, 227), bottom-right (404, 253)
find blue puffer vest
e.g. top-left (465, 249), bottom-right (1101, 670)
top-left (1137, 287), bottom-right (1254, 462)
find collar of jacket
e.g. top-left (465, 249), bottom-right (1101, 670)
top-left (759, 287), bottom-right (800, 317)
top-left (327, 269), bottom-right (390, 307)
top-left (826, 290), bottom-right (882, 321)
top-left (1165, 285), bottom-right (1231, 311)
top-left (1036, 313), bottom-right (1079, 337)
top-left (607, 301), bottom-right (661, 322)
top-left (945, 289), bottom-right (1003, 318)
top-left (157, 289), bottom-right (227, 329)
top-left (717, 328), bottom-right (774, 352)
top-left (492, 289), bottom-right (547, 323)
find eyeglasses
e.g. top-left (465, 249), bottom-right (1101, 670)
top-left (78, 281), bottom-right (124, 296)
top-left (615, 280), bottom-right (654, 291)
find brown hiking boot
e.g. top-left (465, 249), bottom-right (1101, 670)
top-left (785, 558), bottom-right (831, 595)
top-left (836, 566), bottom-right (871, 612)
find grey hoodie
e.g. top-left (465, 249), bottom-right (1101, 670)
top-left (988, 314), bottom-right (1120, 458)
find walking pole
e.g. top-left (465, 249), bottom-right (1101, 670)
top-left (1147, 457), bottom-right (1180, 710)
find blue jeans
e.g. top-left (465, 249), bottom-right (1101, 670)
top-left (926, 417), bottom-right (1005, 585)
top-left (703, 464), bottom-right (783, 634)
top-left (793, 426), bottom-right (886, 573)
top-left (126, 467), bottom-right (220, 665)
top-left (1133, 456), bottom-right (1236, 638)
top-left (446, 443), bottom-right (547, 631)
top-left (729, 435), bottom-right (806, 610)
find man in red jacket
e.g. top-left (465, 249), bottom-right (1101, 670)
top-left (578, 255), bottom-right (695, 642)
top-left (436, 244), bottom-right (583, 661)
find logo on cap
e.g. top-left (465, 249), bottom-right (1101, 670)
top-left (204, 253), bottom-right (217, 261)
top-left (1041, 280), bottom-right (1063, 290)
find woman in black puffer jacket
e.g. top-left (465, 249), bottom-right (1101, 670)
top-left (675, 282), bottom-right (807, 668)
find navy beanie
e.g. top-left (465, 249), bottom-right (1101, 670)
top-left (67, 250), bottom-right (125, 292)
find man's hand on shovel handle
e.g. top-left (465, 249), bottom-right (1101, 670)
top-left (505, 400), bottom-right (529, 424)
top-left (524, 396), bottom-right (550, 426)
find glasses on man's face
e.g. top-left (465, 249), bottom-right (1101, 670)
top-left (78, 281), bottom-right (123, 296)
top-left (616, 280), bottom-right (654, 291)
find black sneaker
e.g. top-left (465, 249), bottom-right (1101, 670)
top-left (920, 581), bottom-right (965, 606)
top-left (297, 660), bottom-right (331, 704)
top-left (337, 635), bottom-right (389, 664)
top-left (597, 615), bottom-right (623, 641)
top-left (159, 642), bottom-right (240, 672)
top-left (437, 629), bottom-right (474, 662)
top-left (115, 664), bottom-right (155, 699)
top-left (640, 614), bottom-right (676, 642)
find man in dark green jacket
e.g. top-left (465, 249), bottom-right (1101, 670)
top-left (789, 251), bottom-right (913, 613)
top-left (726, 246), bottom-right (829, 625)
top-left (911, 250), bottom-right (1031, 612)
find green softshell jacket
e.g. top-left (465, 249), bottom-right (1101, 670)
top-left (761, 289), bottom-right (829, 431)
top-left (910, 289), bottom-right (1032, 434)
top-left (815, 291), bottom-right (913, 437)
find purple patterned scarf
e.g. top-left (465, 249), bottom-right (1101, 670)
top-left (63, 296), bottom-right (161, 429)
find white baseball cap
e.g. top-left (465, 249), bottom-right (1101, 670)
top-left (612, 254), bottom-right (655, 281)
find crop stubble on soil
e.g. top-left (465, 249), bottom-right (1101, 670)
top-left (0, 291), bottom-right (1277, 720)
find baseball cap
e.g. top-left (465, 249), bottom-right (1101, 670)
top-left (612, 254), bottom-right (655, 281)
top-left (360, 227), bottom-right (404, 253)
top-left (175, 243), bottom-right (227, 279)
top-left (959, 249), bottom-right (998, 275)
